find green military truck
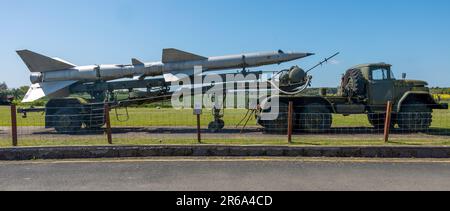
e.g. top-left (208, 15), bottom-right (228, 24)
top-left (258, 63), bottom-right (448, 133)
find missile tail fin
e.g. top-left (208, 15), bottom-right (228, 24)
top-left (22, 80), bottom-right (77, 103)
top-left (162, 48), bottom-right (207, 63)
top-left (132, 58), bottom-right (144, 66)
top-left (16, 50), bottom-right (76, 73)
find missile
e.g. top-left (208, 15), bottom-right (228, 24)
top-left (17, 48), bottom-right (314, 103)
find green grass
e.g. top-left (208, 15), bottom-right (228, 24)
top-left (2, 136), bottom-right (450, 148)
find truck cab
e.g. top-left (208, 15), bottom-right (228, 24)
top-left (344, 63), bottom-right (440, 111)
top-left (339, 62), bottom-right (447, 130)
top-left (357, 63), bottom-right (397, 106)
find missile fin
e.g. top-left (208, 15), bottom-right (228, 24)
top-left (16, 50), bottom-right (76, 73)
top-left (133, 74), bottom-right (146, 80)
top-left (22, 80), bottom-right (77, 103)
top-left (163, 73), bottom-right (182, 82)
top-left (162, 48), bottom-right (207, 63)
top-left (163, 69), bottom-right (196, 82)
top-left (132, 58), bottom-right (144, 66)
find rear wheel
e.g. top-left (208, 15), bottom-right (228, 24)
top-left (367, 113), bottom-right (395, 129)
top-left (298, 103), bottom-right (332, 133)
top-left (259, 102), bottom-right (291, 134)
top-left (83, 106), bottom-right (105, 131)
top-left (397, 101), bottom-right (432, 132)
top-left (54, 109), bottom-right (82, 134)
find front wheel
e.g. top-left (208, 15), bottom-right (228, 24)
top-left (397, 102), bottom-right (432, 132)
top-left (367, 113), bottom-right (395, 129)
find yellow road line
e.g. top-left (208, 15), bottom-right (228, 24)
top-left (2, 157), bottom-right (450, 165)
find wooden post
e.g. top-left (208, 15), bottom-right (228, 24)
top-left (287, 101), bottom-right (294, 144)
top-left (194, 104), bottom-right (202, 144)
top-left (196, 114), bottom-right (202, 143)
top-left (384, 101), bottom-right (393, 143)
top-left (104, 103), bottom-right (113, 145)
top-left (10, 104), bottom-right (18, 147)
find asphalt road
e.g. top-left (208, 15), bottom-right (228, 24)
top-left (1, 157), bottom-right (450, 191)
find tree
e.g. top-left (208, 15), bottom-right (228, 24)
top-left (0, 82), bottom-right (7, 91)
top-left (10, 86), bottom-right (29, 100)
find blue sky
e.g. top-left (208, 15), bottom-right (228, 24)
top-left (1, 0), bottom-right (449, 88)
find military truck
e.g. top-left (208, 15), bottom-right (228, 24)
top-left (257, 63), bottom-right (448, 133)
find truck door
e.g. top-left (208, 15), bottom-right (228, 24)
top-left (368, 68), bottom-right (394, 106)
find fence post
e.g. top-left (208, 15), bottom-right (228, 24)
top-left (10, 104), bottom-right (18, 147)
top-left (104, 103), bottom-right (113, 145)
top-left (196, 114), bottom-right (202, 143)
top-left (287, 101), bottom-right (294, 144)
top-left (384, 101), bottom-right (393, 143)
top-left (194, 104), bottom-right (202, 144)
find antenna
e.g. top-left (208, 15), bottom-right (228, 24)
top-left (305, 52), bottom-right (340, 74)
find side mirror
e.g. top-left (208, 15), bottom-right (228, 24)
top-left (402, 73), bottom-right (407, 79)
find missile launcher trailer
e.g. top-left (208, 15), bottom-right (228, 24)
top-left (16, 48), bottom-right (447, 135)
top-left (16, 48), bottom-right (313, 133)
top-left (257, 63), bottom-right (448, 133)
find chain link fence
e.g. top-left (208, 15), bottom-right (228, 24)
top-left (1, 103), bottom-right (449, 147)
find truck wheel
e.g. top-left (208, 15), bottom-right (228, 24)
top-left (54, 109), bottom-right (82, 134)
top-left (341, 69), bottom-right (366, 98)
top-left (397, 102), bottom-right (432, 132)
top-left (299, 103), bottom-right (332, 133)
top-left (260, 102), bottom-right (292, 134)
top-left (84, 124), bottom-right (104, 131)
top-left (84, 109), bottom-right (105, 131)
top-left (367, 113), bottom-right (395, 129)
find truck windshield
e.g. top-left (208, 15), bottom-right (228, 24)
top-left (390, 70), bottom-right (396, 79)
top-left (372, 68), bottom-right (394, 80)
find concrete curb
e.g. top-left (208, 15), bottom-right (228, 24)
top-left (1, 145), bottom-right (450, 160)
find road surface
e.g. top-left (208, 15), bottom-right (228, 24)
top-left (1, 157), bottom-right (450, 191)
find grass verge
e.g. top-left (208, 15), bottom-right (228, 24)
top-left (1, 136), bottom-right (450, 148)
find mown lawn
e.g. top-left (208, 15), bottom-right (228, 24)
top-left (1, 136), bottom-right (450, 148)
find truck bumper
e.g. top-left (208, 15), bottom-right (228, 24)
top-left (431, 103), bottom-right (448, 110)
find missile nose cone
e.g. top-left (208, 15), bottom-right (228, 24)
top-left (290, 52), bottom-right (315, 59)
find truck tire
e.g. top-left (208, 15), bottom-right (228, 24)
top-left (260, 102), bottom-right (292, 134)
top-left (341, 69), bottom-right (366, 98)
top-left (367, 113), bottom-right (395, 129)
top-left (397, 101), bottom-right (432, 132)
top-left (84, 106), bottom-right (105, 131)
top-left (54, 109), bottom-right (82, 134)
top-left (298, 103), bottom-right (332, 133)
